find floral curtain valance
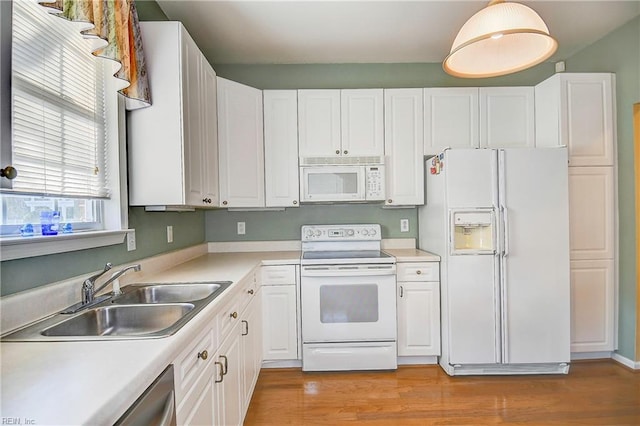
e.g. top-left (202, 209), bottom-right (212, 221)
top-left (39, 0), bottom-right (151, 110)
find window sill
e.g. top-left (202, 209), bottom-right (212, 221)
top-left (0, 230), bottom-right (129, 261)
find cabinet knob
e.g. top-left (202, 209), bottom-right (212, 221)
top-left (222, 200), bottom-right (228, 206)
top-left (335, 150), bottom-right (340, 155)
top-left (293, 200), bottom-right (298, 205)
top-left (343, 150), bottom-right (348, 155)
top-left (387, 199), bottom-right (393, 204)
top-left (230, 311), bottom-right (238, 319)
top-left (197, 350), bottom-right (208, 360)
top-left (202, 198), bottom-right (212, 204)
top-left (247, 289), bottom-right (254, 295)
top-left (416, 270), bottom-right (422, 275)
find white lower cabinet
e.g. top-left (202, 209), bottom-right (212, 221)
top-left (174, 268), bottom-right (263, 426)
top-left (215, 323), bottom-right (243, 426)
top-left (396, 262), bottom-right (441, 357)
top-left (570, 259), bottom-right (615, 353)
top-left (241, 287), bottom-right (263, 417)
top-left (261, 265), bottom-right (299, 361)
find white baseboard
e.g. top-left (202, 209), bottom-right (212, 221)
top-left (397, 356), bottom-right (438, 365)
top-left (261, 360), bottom-right (302, 369)
top-left (571, 351), bottom-right (614, 360)
top-left (612, 352), bottom-right (640, 370)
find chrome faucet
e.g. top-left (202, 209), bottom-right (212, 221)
top-left (83, 263), bottom-right (142, 304)
top-left (81, 262), bottom-right (113, 304)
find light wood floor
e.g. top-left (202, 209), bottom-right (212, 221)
top-left (245, 360), bottom-right (640, 425)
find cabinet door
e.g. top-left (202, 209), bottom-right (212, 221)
top-left (200, 61), bottom-right (219, 206)
top-left (183, 34), bottom-right (204, 207)
top-left (424, 88), bottom-right (479, 155)
top-left (178, 376), bottom-right (215, 426)
top-left (340, 89), bottom-right (384, 157)
top-left (216, 326), bottom-right (243, 426)
top-left (570, 259), bottom-right (615, 352)
top-left (568, 167), bottom-right (615, 260)
top-left (384, 88), bottom-right (424, 206)
top-left (562, 74), bottom-right (615, 166)
top-left (298, 90), bottom-right (341, 158)
top-left (262, 285), bottom-right (298, 360)
top-left (241, 290), bottom-right (263, 416)
top-left (217, 77), bottom-right (265, 207)
top-left (479, 87), bottom-right (535, 149)
top-left (397, 281), bottom-right (440, 356)
top-left (263, 90), bottom-right (299, 207)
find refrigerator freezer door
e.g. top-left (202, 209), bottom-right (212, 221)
top-left (447, 254), bottom-right (500, 364)
top-left (499, 148), bottom-right (571, 364)
top-left (445, 149), bottom-right (498, 209)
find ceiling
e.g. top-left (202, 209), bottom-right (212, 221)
top-left (156, 1), bottom-right (640, 65)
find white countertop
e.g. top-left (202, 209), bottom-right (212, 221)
top-left (0, 250), bottom-right (300, 425)
top-left (0, 248), bottom-right (440, 424)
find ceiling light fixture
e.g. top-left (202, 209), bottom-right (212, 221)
top-left (443, 0), bottom-right (557, 78)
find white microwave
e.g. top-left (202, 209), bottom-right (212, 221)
top-left (300, 165), bottom-right (385, 203)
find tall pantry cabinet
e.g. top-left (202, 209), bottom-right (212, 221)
top-left (535, 73), bottom-right (617, 354)
top-left (128, 22), bottom-right (218, 209)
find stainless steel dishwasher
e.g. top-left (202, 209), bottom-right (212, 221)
top-left (115, 365), bottom-right (176, 426)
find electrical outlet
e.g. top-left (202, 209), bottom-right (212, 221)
top-left (127, 229), bottom-right (136, 251)
top-left (400, 219), bottom-right (409, 233)
top-left (237, 222), bottom-right (246, 235)
top-left (167, 225), bottom-right (173, 243)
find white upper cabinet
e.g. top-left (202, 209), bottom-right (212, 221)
top-left (424, 88), bottom-right (479, 155)
top-left (217, 77), bottom-right (265, 208)
top-left (341, 89), bottom-right (384, 157)
top-left (298, 90), bottom-right (341, 158)
top-left (263, 91), bottom-right (300, 208)
top-left (128, 22), bottom-right (218, 209)
top-left (479, 87), bottom-right (535, 149)
top-left (535, 73), bottom-right (615, 166)
top-left (298, 89), bottom-right (384, 159)
top-left (384, 89), bottom-right (424, 206)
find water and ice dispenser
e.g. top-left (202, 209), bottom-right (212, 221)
top-left (450, 210), bottom-right (495, 254)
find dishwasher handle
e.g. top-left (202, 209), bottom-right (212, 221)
top-left (158, 391), bottom-right (175, 426)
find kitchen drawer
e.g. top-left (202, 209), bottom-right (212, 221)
top-left (262, 265), bottom-right (297, 285)
top-left (397, 262), bottom-right (439, 282)
top-left (217, 294), bottom-right (242, 342)
top-left (174, 325), bottom-right (215, 404)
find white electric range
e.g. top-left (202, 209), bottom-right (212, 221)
top-left (300, 224), bottom-right (397, 371)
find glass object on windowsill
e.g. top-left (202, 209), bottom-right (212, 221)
top-left (20, 223), bottom-right (34, 237)
top-left (40, 210), bottom-right (61, 236)
top-left (62, 223), bottom-right (73, 234)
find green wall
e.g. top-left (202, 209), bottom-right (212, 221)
top-left (565, 16), bottom-right (640, 361)
top-left (206, 205), bottom-right (417, 242)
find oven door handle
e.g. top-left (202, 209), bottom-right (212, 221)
top-left (301, 265), bottom-right (396, 277)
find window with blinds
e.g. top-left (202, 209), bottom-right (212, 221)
top-left (10, 0), bottom-right (109, 199)
top-left (1, 0), bottom-right (118, 237)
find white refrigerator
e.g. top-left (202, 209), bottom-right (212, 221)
top-left (419, 148), bottom-right (571, 375)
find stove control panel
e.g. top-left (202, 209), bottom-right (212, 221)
top-left (302, 224), bottom-right (381, 242)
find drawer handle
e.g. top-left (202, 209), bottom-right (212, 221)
top-left (416, 270), bottom-right (422, 275)
top-left (242, 320), bottom-right (249, 336)
top-left (247, 289), bottom-right (254, 295)
top-left (400, 286), bottom-right (404, 298)
top-left (214, 361), bottom-right (224, 383)
top-left (197, 350), bottom-right (208, 361)
top-left (230, 311), bottom-right (238, 319)
top-left (219, 355), bottom-right (228, 375)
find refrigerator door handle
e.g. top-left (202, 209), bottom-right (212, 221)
top-left (500, 205), bottom-right (509, 257)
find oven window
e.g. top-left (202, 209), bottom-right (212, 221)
top-left (308, 172), bottom-right (358, 195)
top-left (319, 284), bottom-right (379, 323)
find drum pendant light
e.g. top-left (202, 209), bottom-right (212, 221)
top-left (443, 0), bottom-right (557, 78)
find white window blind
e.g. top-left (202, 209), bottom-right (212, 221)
top-left (8, 0), bottom-right (109, 199)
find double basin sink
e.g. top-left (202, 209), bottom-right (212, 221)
top-left (2, 281), bottom-right (232, 341)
